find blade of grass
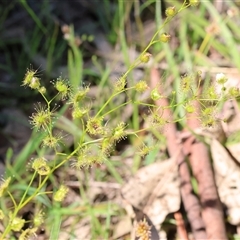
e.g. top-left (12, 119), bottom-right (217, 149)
top-left (46, 23), bottom-right (59, 76)
top-left (105, 160), bottom-right (124, 184)
top-left (20, 0), bottom-right (47, 34)
top-left (6, 131), bottom-right (45, 175)
top-left (179, 20), bottom-right (193, 70)
top-left (49, 206), bottom-right (62, 240)
top-left (67, 25), bottom-right (83, 90)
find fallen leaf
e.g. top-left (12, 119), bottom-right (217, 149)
top-left (121, 157), bottom-right (180, 227)
top-left (211, 139), bottom-right (240, 225)
top-left (226, 129), bottom-right (240, 163)
top-left (112, 216), bottom-right (132, 239)
top-left (226, 143), bottom-right (240, 164)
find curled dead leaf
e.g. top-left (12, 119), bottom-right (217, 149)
top-left (121, 157), bottom-right (180, 228)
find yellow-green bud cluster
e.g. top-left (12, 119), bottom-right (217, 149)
top-left (114, 76), bottom-right (127, 92)
top-left (135, 80), bottom-right (149, 93)
top-left (54, 77), bottom-right (71, 100)
top-left (53, 185), bottom-right (69, 202)
top-left (30, 105), bottom-right (52, 131)
top-left (86, 117), bottom-right (105, 135)
top-left (19, 228), bottom-right (38, 240)
top-left (32, 157), bottom-right (50, 175)
top-left (228, 87), bottom-right (240, 97)
top-left (72, 106), bottom-right (89, 120)
top-left (151, 88), bottom-right (162, 101)
top-left (69, 86), bottom-right (90, 106)
top-left (42, 135), bottom-right (62, 149)
top-left (33, 210), bottom-right (45, 227)
top-left (9, 212), bottom-right (25, 231)
top-left (22, 69), bottom-right (42, 90)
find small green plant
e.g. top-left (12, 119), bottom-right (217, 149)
top-left (1, 0), bottom-right (240, 238)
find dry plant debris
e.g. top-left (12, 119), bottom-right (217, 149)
top-left (211, 138), bottom-right (240, 226)
top-left (121, 157), bottom-right (180, 228)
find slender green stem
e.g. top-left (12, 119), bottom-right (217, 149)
top-left (102, 100), bottom-right (132, 117)
top-left (7, 191), bottom-right (17, 209)
top-left (2, 171), bottom-right (37, 236)
top-left (18, 171), bottom-right (37, 209)
top-left (120, 1), bottom-right (189, 82)
top-left (95, 87), bottom-right (135, 117)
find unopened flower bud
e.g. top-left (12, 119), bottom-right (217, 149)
top-left (9, 213), bottom-right (25, 232)
top-left (29, 77), bottom-right (41, 90)
top-left (140, 53), bottom-right (151, 63)
top-left (160, 33), bottom-right (171, 43)
top-left (165, 6), bottom-right (176, 17)
top-left (39, 86), bottom-right (46, 94)
top-left (53, 185), bottom-right (69, 202)
top-left (135, 80), bottom-right (148, 93)
top-left (216, 73), bottom-right (228, 85)
top-left (190, 0), bottom-right (200, 7)
top-left (151, 88), bottom-right (162, 101)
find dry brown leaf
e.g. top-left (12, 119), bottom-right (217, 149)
top-left (112, 216), bottom-right (132, 239)
top-left (211, 139), bottom-right (240, 225)
top-left (227, 143), bottom-right (240, 164)
top-left (60, 216), bottom-right (91, 240)
top-left (121, 157), bottom-right (180, 227)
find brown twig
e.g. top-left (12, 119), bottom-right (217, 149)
top-left (174, 212), bottom-right (189, 240)
top-left (181, 136), bottom-right (207, 239)
top-left (187, 99), bottom-right (227, 239)
top-left (150, 67), bottom-right (207, 239)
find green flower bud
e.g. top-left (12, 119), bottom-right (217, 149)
top-left (112, 122), bottom-right (127, 142)
top-left (229, 87), bottom-right (239, 97)
top-left (165, 6), bottom-right (176, 17)
top-left (54, 77), bottom-right (71, 100)
top-left (185, 104), bottom-right (195, 113)
top-left (140, 53), bottom-right (151, 63)
top-left (216, 73), bottom-right (228, 85)
top-left (22, 69), bottom-right (37, 87)
top-left (33, 210), bottom-right (45, 227)
top-left (32, 157), bottom-right (50, 175)
top-left (30, 104), bottom-right (52, 130)
top-left (53, 185), bottom-right (69, 202)
top-left (39, 86), bottom-right (46, 94)
top-left (29, 77), bottom-right (41, 90)
top-left (135, 80), bottom-right (149, 93)
top-left (151, 88), bottom-right (162, 101)
top-left (160, 33), bottom-right (171, 43)
top-left (190, 0), bottom-right (200, 7)
top-left (9, 212), bottom-right (25, 232)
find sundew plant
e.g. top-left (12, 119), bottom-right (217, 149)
top-left (0, 0), bottom-right (240, 238)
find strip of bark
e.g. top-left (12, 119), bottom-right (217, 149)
top-left (150, 68), bottom-right (207, 239)
top-left (187, 94), bottom-right (227, 239)
top-left (174, 212), bottom-right (189, 240)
